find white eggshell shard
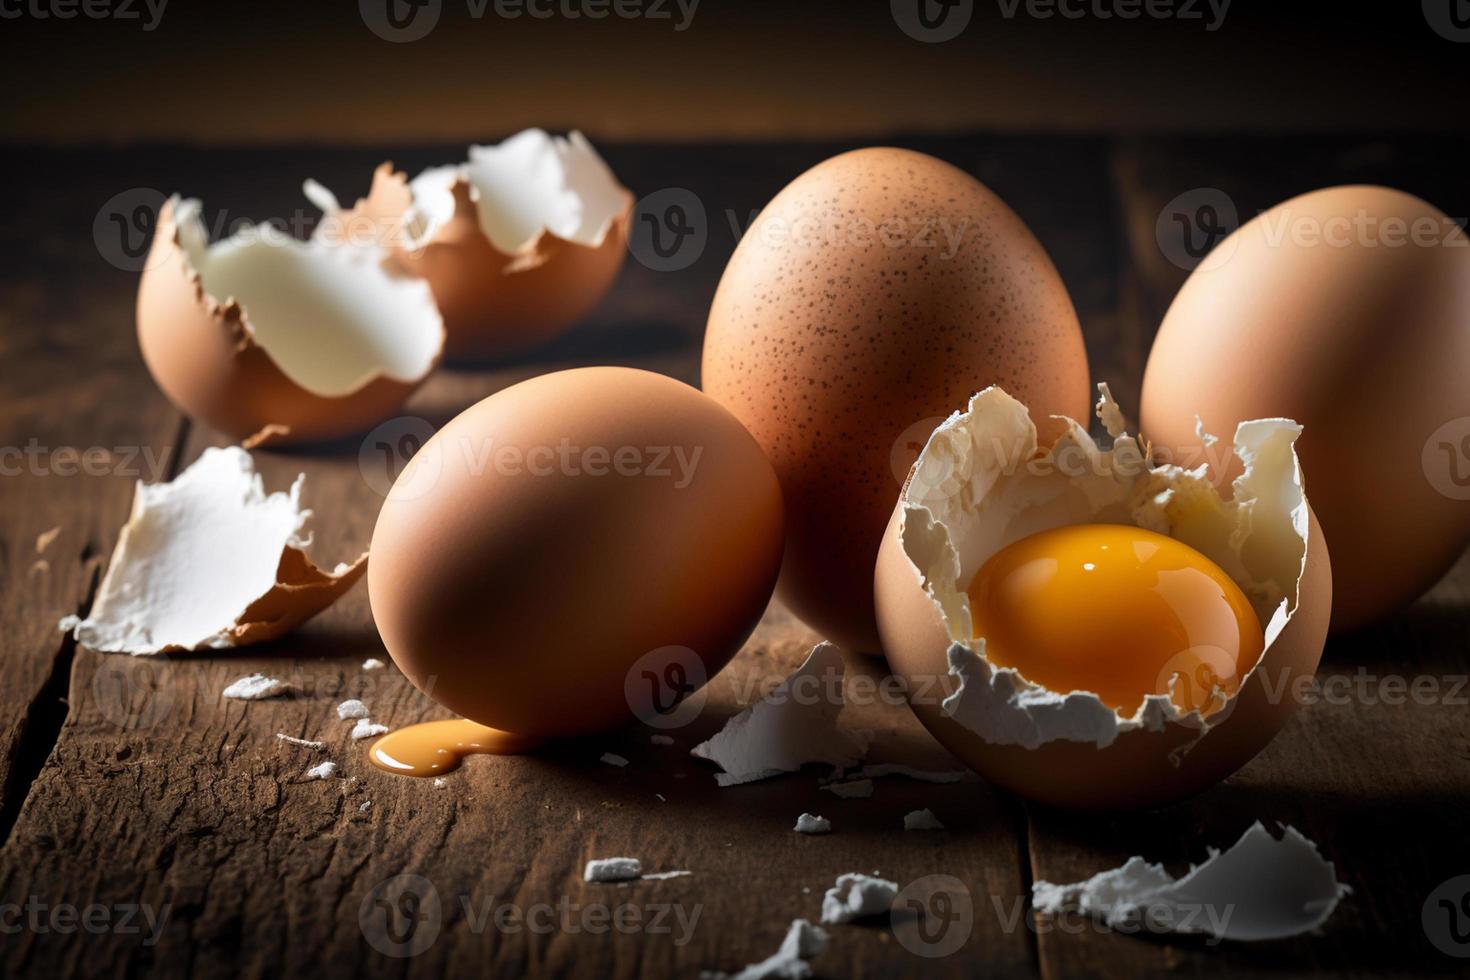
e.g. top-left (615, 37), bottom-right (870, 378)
top-left (62, 447), bottom-right (366, 654)
top-left (1032, 822), bottom-right (1350, 941)
top-left (719, 918), bottom-right (829, 980)
top-left (401, 129), bottom-right (631, 254)
top-left (901, 384), bottom-right (1309, 750)
top-left (690, 643), bottom-right (872, 786)
top-left (821, 873), bottom-right (898, 924)
top-left (169, 197), bottom-right (442, 395)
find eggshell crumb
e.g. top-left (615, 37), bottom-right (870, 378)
top-left (691, 643), bottom-right (870, 786)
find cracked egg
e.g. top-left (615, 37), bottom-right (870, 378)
top-left (307, 129), bottom-right (633, 360)
top-left (137, 196), bottom-right (444, 447)
top-left (873, 385), bottom-right (1332, 808)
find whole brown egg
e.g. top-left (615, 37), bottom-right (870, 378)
top-left (368, 367), bottom-right (784, 737)
top-left (1142, 186), bottom-right (1470, 632)
top-left (702, 148), bottom-right (1090, 653)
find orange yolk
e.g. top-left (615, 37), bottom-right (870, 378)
top-left (966, 524), bottom-right (1263, 715)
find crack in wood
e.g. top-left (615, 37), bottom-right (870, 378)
top-left (0, 560), bottom-right (99, 848)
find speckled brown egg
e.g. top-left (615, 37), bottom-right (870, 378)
top-left (701, 147), bottom-right (1090, 653)
top-left (1142, 186), bottom-right (1470, 632)
top-left (368, 367), bottom-right (784, 737)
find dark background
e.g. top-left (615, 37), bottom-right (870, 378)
top-left (2, 1), bottom-right (1466, 144)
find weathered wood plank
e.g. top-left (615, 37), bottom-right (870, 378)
top-left (0, 185), bottom-right (182, 840)
top-left (1, 136), bottom-right (1119, 978)
top-left (1021, 135), bottom-right (1470, 979)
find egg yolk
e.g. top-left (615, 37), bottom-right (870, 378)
top-left (966, 524), bottom-right (1262, 716)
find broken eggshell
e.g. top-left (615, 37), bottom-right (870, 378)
top-left (1033, 821), bottom-right (1350, 941)
top-left (308, 129), bottom-right (633, 360)
top-left (137, 196), bottom-right (444, 447)
top-left (61, 446), bottom-right (366, 654)
top-left (873, 385), bottom-right (1332, 809)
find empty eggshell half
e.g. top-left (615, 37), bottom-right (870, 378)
top-left (307, 129), bottom-right (633, 359)
top-left (873, 385), bottom-right (1332, 809)
top-left (61, 446), bottom-right (366, 655)
top-left (137, 196), bottom-right (444, 447)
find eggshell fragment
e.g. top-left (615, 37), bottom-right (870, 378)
top-left (585, 858), bottom-right (643, 883)
top-left (873, 386), bottom-right (1332, 808)
top-left (137, 197), bottom-right (443, 446)
top-left (713, 919), bottom-right (829, 980)
top-left (821, 873), bottom-right (898, 924)
top-left (62, 447), bottom-right (366, 655)
top-left (1033, 822), bottom-right (1349, 941)
top-left (310, 129), bottom-right (633, 360)
top-left (691, 643), bottom-right (872, 786)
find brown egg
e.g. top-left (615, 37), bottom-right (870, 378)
top-left (872, 386), bottom-right (1332, 809)
top-left (1142, 185), bottom-right (1470, 631)
top-left (138, 197), bottom-right (444, 447)
top-left (702, 147), bottom-right (1090, 654)
top-left (314, 130), bottom-right (633, 361)
top-left (368, 367), bottom-right (784, 737)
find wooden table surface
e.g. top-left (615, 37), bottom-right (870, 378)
top-left (1, 134), bottom-right (1468, 979)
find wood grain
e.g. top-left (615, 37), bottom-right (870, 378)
top-left (0, 136), bottom-right (1467, 978)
